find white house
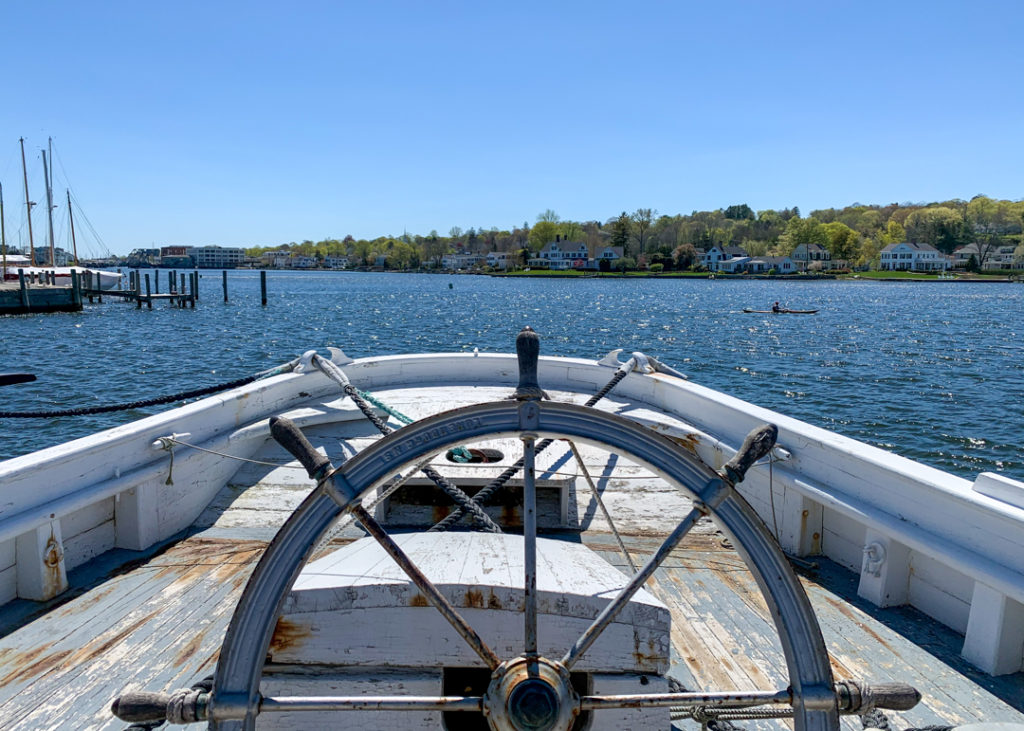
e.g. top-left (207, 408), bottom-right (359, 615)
top-left (701, 245), bottom-right (748, 272)
top-left (879, 242), bottom-right (950, 271)
top-left (533, 237), bottom-right (589, 270)
top-left (590, 246), bottom-right (623, 269)
top-left (952, 243), bottom-right (1022, 271)
top-left (791, 243), bottom-right (831, 271)
top-left (746, 256), bottom-right (796, 274)
top-left (486, 251), bottom-right (516, 270)
top-left (441, 253), bottom-right (485, 270)
top-left (323, 256), bottom-right (350, 269)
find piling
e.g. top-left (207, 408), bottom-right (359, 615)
top-left (222, 270), bottom-right (228, 302)
top-left (95, 271), bottom-right (103, 304)
top-left (144, 273), bottom-right (152, 309)
top-left (179, 273), bottom-right (186, 306)
top-left (18, 269), bottom-right (28, 308)
top-left (192, 272), bottom-right (199, 301)
top-left (260, 270), bottom-right (267, 306)
top-left (71, 269), bottom-right (81, 307)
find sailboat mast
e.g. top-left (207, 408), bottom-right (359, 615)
top-left (19, 137), bottom-right (35, 266)
top-left (1, 182), bottom-right (7, 276)
top-left (42, 149), bottom-right (56, 268)
top-left (67, 190), bottom-right (78, 263)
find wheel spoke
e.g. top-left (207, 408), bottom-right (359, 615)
top-left (522, 435), bottom-right (538, 656)
top-left (562, 471), bottom-right (732, 671)
top-left (351, 504), bottom-right (501, 670)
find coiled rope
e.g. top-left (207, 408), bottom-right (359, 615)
top-left (0, 358), bottom-right (301, 419)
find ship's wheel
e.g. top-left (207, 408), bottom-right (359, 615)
top-left (113, 328), bottom-right (918, 730)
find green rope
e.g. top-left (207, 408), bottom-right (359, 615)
top-left (357, 389), bottom-right (413, 425)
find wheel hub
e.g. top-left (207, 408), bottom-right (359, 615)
top-left (483, 656), bottom-right (578, 731)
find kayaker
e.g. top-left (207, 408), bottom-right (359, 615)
top-left (772, 301), bottom-right (781, 313)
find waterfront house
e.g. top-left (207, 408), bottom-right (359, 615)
top-left (879, 242), bottom-right (950, 271)
top-left (323, 255), bottom-right (350, 269)
top-left (952, 242), bottom-right (1022, 271)
top-left (701, 245), bottom-right (748, 272)
top-left (534, 237), bottom-right (589, 270)
top-left (746, 256), bottom-right (796, 274)
top-left (791, 243), bottom-right (831, 271)
top-left (587, 246), bottom-right (624, 270)
top-left (486, 251), bottom-right (515, 270)
top-left (441, 253), bottom-right (485, 271)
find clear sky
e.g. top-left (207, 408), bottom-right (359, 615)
top-left (2, 1), bottom-right (1022, 256)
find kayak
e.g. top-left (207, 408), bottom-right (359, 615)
top-left (743, 308), bottom-right (819, 314)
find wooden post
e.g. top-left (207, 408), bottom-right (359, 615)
top-left (154, 270), bottom-right (159, 294)
top-left (222, 270), bottom-right (228, 302)
top-left (261, 270), bottom-right (267, 306)
top-left (18, 269), bottom-right (28, 309)
top-left (169, 270), bottom-right (175, 294)
top-left (136, 271), bottom-right (142, 308)
top-left (71, 269), bottom-right (81, 307)
top-left (95, 270), bottom-right (102, 304)
top-left (192, 271), bottom-right (199, 301)
top-left (180, 273), bottom-right (186, 305)
top-left (144, 273), bottom-right (152, 309)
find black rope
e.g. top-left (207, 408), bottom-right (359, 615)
top-left (430, 365), bottom-right (631, 532)
top-left (340, 382), bottom-right (503, 533)
top-left (0, 373), bottom-right (263, 418)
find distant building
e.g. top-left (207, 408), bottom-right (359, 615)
top-left (126, 248), bottom-right (161, 266)
top-left (591, 246), bottom-right (624, 268)
top-left (323, 255), bottom-right (350, 269)
top-left (746, 256), bottom-right (796, 274)
top-left (879, 242), bottom-right (949, 271)
top-left (791, 243), bottom-right (831, 271)
top-left (191, 245), bottom-right (244, 269)
top-left (35, 247), bottom-right (73, 266)
top-left (701, 245), bottom-right (748, 272)
top-left (441, 253), bottom-right (485, 270)
top-left (952, 242), bottom-right (1021, 271)
top-left (486, 251), bottom-right (515, 270)
top-left (532, 236), bottom-right (589, 269)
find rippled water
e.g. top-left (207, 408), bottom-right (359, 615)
top-left (1, 271), bottom-right (1021, 480)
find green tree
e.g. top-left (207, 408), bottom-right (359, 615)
top-left (632, 208), bottom-right (656, 255)
top-left (724, 204), bottom-right (755, 220)
top-left (778, 216), bottom-right (825, 255)
top-left (609, 212), bottom-right (632, 256)
top-left (822, 221), bottom-right (861, 262)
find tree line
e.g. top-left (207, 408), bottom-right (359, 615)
top-left (246, 196), bottom-right (1024, 271)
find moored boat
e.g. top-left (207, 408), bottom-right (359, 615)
top-left (0, 329), bottom-right (1021, 729)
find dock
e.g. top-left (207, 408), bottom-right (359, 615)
top-left (0, 268), bottom-right (198, 315)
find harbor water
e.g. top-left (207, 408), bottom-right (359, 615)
top-left (1, 271), bottom-right (1021, 481)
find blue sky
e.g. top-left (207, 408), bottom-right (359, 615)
top-left (2, 1), bottom-right (1022, 256)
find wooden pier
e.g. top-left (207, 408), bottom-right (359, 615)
top-left (1, 268), bottom-right (198, 315)
top-left (1, 268), bottom-right (265, 314)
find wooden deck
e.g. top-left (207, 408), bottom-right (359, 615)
top-left (0, 386), bottom-right (1021, 729)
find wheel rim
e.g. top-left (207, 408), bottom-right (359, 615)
top-left (210, 399), bottom-right (837, 730)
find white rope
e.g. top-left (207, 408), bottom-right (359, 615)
top-left (569, 440), bottom-right (638, 574)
